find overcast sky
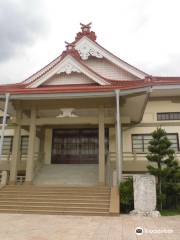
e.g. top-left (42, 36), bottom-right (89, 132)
top-left (0, 0), bottom-right (180, 84)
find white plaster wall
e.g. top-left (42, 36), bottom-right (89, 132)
top-left (0, 128), bottom-right (28, 136)
top-left (142, 100), bottom-right (180, 123)
top-left (0, 110), bottom-right (4, 116)
top-left (123, 100), bottom-right (180, 152)
top-left (109, 100), bottom-right (180, 153)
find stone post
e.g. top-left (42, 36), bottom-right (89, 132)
top-left (130, 174), bottom-right (160, 217)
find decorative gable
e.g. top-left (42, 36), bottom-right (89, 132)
top-left (27, 55), bottom-right (109, 88)
top-left (56, 58), bottom-right (81, 75)
top-left (75, 40), bottom-right (103, 60)
top-left (23, 23), bottom-right (148, 88)
top-left (75, 36), bottom-right (147, 79)
top-left (84, 57), bottom-right (140, 81)
top-left (42, 73), bottom-right (97, 86)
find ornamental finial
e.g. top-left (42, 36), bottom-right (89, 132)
top-left (74, 22), bottom-right (96, 42)
top-left (65, 41), bottom-right (74, 50)
top-left (80, 22), bottom-right (92, 33)
top-left (61, 41), bottom-right (80, 59)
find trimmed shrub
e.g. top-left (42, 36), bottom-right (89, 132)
top-left (119, 178), bottom-right (134, 213)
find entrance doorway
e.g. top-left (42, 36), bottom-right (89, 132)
top-left (51, 128), bottom-right (108, 164)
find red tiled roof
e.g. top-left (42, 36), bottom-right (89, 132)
top-left (152, 76), bottom-right (180, 82)
top-left (22, 24), bottom-right (148, 86)
top-left (1, 24), bottom-right (180, 95)
top-left (1, 78), bottom-right (180, 95)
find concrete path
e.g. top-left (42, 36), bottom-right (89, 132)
top-left (0, 214), bottom-right (179, 240)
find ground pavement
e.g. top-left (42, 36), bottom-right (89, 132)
top-left (0, 213), bottom-right (179, 240)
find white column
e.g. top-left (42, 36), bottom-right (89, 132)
top-left (115, 90), bottom-right (122, 183)
top-left (98, 106), bottom-right (105, 184)
top-left (0, 93), bottom-right (10, 160)
top-left (9, 120), bottom-right (21, 184)
top-left (44, 128), bottom-right (52, 165)
top-left (25, 108), bottom-right (36, 183)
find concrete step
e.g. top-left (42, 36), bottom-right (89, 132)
top-left (0, 201), bottom-right (109, 207)
top-left (6, 186), bottom-right (109, 190)
top-left (5, 187), bottom-right (110, 192)
top-left (0, 204), bottom-right (109, 212)
top-left (0, 194), bottom-right (109, 200)
top-left (0, 197), bottom-right (110, 203)
top-left (3, 190), bottom-right (110, 195)
top-left (0, 208), bottom-right (109, 216)
top-left (0, 185), bottom-right (111, 216)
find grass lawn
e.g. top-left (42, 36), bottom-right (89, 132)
top-left (160, 208), bottom-right (180, 216)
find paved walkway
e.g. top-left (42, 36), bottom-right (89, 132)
top-left (0, 213), bottom-right (179, 240)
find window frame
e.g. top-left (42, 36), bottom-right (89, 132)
top-left (157, 112), bottom-right (180, 121)
top-left (131, 133), bottom-right (179, 153)
top-left (2, 136), bottom-right (13, 155)
top-left (20, 136), bottom-right (29, 155)
top-left (0, 135), bottom-right (29, 156)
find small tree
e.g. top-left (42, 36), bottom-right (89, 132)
top-left (146, 127), bottom-right (177, 210)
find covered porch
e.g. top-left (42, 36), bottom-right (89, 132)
top-left (0, 89), bottom-right (149, 186)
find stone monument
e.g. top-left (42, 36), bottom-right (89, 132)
top-left (130, 174), bottom-right (160, 217)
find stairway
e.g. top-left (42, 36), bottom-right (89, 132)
top-left (33, 164), bottom-right (99, 186)
top-left (0, 185), bottom-right (111, 216)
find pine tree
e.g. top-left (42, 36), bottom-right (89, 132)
top-left (146, 127), bottom-right (179, 210)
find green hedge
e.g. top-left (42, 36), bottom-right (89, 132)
top-left (119, 178), bottom-right (134, 213)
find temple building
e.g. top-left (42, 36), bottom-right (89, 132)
top-left (0, 23), bottom-right (180, 215)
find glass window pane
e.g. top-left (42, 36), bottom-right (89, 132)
top-left (2, 136), bottom-right (13, 155)
top-left (157, 112), bottom-right (180, 121)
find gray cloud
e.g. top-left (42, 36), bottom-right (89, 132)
top-left (0, 0), bottom-right (47, 62)
top-left (144, 54), bottom-right (180, 76)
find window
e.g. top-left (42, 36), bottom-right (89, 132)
top-left (2, 136), bottom-right (13, 155)
top-left (132, 134), bottom-right (179, 153)
top-left (20, 136), bottom-right (29, 154)
top-left (157, 112), bottom-right (180, 121)
top-left (0, 116), bottom-right (10, 124)
top-left (0, 136), bottom-right (29, 156)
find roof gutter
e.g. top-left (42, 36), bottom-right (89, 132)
top-left (0, 87), bottom-right (150, 100)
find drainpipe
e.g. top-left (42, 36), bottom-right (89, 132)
top-left (0, 93), bottom-right (10, 160)
top-left (115, 89), bottom-right (122, 183)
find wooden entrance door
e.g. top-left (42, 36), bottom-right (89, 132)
top-left (51, 128), bottom-right (108, 164)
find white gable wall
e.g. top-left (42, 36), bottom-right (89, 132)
top-left (75, 36), bottom-right (147, 79)
top-left (43, 73), bottom-right (95, 85)
top-left (85, 57), bottom-right (140, 81)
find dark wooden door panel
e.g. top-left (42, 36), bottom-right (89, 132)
top-left (51, 128), bottom-right (108, 164)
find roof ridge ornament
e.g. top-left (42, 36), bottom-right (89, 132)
top-left (75, 22), bottom-right (97, 42)
top-left (80, 22), bottom-right (92, 33)
top-left (61, 41), bottom-right (80, 59)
